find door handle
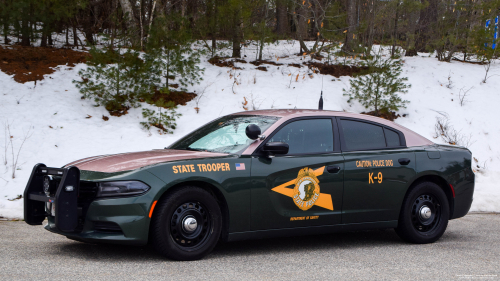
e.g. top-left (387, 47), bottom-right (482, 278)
top-left (327, 165), bottom-right (341, 173)
top-left (398, 158), bottom-right (411, 165)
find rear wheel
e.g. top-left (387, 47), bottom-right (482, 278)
top-left (151, 186), bottom-right (222, 260)
top-left (395, 181), bottom-right (449, 244)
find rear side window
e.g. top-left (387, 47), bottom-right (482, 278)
top-left (340, 119), bottom-right (403, 151)
top-left (341, 120), bottom-right (385, 150)
top-left (269, 119), bottom-right (334, 154)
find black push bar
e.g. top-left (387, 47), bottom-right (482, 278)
top-left (23, 163), bottom-right (80, 232)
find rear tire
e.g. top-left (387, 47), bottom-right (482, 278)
top-left (151, 186), bottom-right (222, 260)
top-left (395, 181), bottom-right (449, 244)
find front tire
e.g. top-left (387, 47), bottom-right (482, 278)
top-left (395, 181), bottom-right (449, 244)
top-left (151, 186), bottom-right (222, 260)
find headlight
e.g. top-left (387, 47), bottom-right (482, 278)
top-left (96, 181), bottom-right (150, 198)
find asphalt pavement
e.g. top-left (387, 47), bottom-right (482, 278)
top-left (0, 214), bottom-right (499, 280)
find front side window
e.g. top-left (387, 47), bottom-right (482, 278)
top-left (170, 115), bottom-right (280, 154)
top-left (268, 119), bottom-right (334, 154)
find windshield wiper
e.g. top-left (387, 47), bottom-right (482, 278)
top-left (184, 147), bottom-right (203, 151)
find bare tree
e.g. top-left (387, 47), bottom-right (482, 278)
top-left (481, 48), bottom-right (498, 83)
top-left (458, 86), bottom-right (473, 106)
top-left (6, 124), bottom-right (33, 179)
top-left (2, 121), bottom-right (8, 166)
top-left (434, 116), bottom-right (474, 148)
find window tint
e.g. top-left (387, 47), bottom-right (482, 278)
top-left (384, 128), bottom-right (401, 147)
top-left (268, 119), bottom-right (333, 154)
top-left (341, 120), bottom-right (386, 150)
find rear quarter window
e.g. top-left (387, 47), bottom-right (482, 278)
top-left (384, 128), bottom-right (401, 147)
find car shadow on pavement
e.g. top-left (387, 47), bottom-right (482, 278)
top-left (52, 228), bottom-right (412, 261)
top-left (50, 227), bottom-right (467, 261)
top-left (211, 229), bottom-right (404, 258)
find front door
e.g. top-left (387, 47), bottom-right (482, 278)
top-left (250, 118), bottom-right (344, 230)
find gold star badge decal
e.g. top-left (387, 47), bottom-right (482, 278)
top-left (271, 166), bottom-right (334, 211)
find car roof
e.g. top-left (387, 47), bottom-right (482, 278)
top-left (233, 109), bottom-right (433, 151)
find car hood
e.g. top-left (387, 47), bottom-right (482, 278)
top-left (64, 149), bottom-right (229, 173)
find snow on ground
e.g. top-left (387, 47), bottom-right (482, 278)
top-left (1, 41), bottom-right (499, 218)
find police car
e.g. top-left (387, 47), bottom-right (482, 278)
top-left (24, 109), bottom-right (474, 260)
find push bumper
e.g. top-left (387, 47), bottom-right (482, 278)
top-left (24, 164), bottom-right (153, 245)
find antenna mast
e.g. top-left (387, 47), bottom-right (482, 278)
top-left (318, 76), bottom-right (324, 110)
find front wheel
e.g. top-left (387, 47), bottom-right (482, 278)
top-left (395, 181), bottom-right (449, 244)
top-left (151, 186), bottom-right (222, 260)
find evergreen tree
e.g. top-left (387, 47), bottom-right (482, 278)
top-left (74, 46), bottom-right (157, 113)
top-left (343, 55), bottom-right (410, 116)
top-left (140, 98), bottom-right (181, 134)
top-left (145, 14), bottom-right (204, 92)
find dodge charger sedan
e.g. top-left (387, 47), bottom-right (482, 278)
top-left (24, 109), bottom-right (474, 260)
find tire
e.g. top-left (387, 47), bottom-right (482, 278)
top-left (150, 186), bottom-right (222, 261)
top-left (395, 181), bottom-right (449, 244)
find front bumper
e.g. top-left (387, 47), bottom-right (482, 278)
top-left (45, 196), bottom-right (151, 245)
top-left (24, 164), bottom-right (163, 245)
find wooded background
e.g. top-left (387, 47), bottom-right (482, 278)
top-left (0, 0), bottom-right (499, 61)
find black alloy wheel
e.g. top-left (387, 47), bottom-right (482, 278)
top-left (151, 186), bottom-right (222, 260)
top-left (395, 181), bottom-right (449, 244)
top-left (170, 201), bottom-right (211, 251)
top-left (411, 194), bottom-right (441, 233)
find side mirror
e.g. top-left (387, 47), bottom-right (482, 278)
top-left (245, 124), bottom-right (261, 140)
top-left (263, 142), bottom-right (289, 155)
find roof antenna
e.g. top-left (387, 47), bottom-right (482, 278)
top-left (318, 76), bottom-right (324, 110)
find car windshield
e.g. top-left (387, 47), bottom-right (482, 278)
top-left (169, 115), bottom-right (280, 154)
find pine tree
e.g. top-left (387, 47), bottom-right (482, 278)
top-left (140, 98), bottom-right (181, 134)
top-left (145, 14), bottom-right (204, 92)
top-left (74, 47), bottom-right (158, 114)
top-left (343, 55), bottom-right (410, 116)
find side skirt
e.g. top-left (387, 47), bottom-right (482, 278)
top-left (227, 220), bottom-right (398, 242)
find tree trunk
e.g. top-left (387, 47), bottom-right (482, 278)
top-left (66, 27), bottom-right (69, 45)
top-left (391, 2), bottom-right (400, 58)
top-left (20, 4), bottom-right (30, 47)
top-left (41, 25), bottom-right (47, 47)
top-left (2, 8), bottom-right (9, 44)
top-left (119, 0), bottom-right (139, 47)
top-left (415, 0), bottom-right (438, 52)
top-left (211, 37), bottom-right (216, 58)
top-left (342, 0), bottom-right (357, 53)
top-left (297, 2), bottom-right (307, 40)
top-left (231, 5), bottom-right (241, 58)
top-left (276, 0), bottom-right (288, 36)
top-left (146, 0), bottom-right (157, 41)
top-left (73, 24), bottom-right (78, 46)
top-left (364, 0), bottom-right (376, 57)
top-left (405, 5), bottom-right (419, 56)
top-left (292, 1), bottom-right (309, 54)
top-left (3, 25), bottom-right (7, 44)
top-left (232, 31), bottom-right (241, 58)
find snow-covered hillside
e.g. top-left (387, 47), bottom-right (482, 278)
top-left (1, 41), bottom-right (499, 218)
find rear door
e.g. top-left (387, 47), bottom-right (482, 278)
top-left (338, 118), bottom-right (416, 224)
top-left (250, 117), bottom-right (345, 230)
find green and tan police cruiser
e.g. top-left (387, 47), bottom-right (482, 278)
top-left (23, 109), bottom-right (475, 260)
